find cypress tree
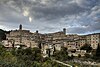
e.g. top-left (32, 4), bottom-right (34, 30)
top-left (96, 43), bottom-right (100, 57)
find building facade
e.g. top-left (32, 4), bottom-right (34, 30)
top-left (6, 24), bottom-right (39, 48)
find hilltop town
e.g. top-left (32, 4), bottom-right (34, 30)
top-left (1, 24), bottom-right (100, 57)
top-left (0, 0), bottom-right (100, 66)
top-left (0, 24), bottom-right (100, 67)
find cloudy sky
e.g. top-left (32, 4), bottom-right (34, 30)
top-left (0, 0), bottom-right (100, 34)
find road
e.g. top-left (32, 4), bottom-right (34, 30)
top-left (52, 59), bottom-right (73, 67)
top-left (66, 59), bottom-right (100, 66)
top-left (52, 58), bottom-right (100, 67)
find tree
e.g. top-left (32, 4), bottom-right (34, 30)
top-left (46, 49), bottom-right (51, 57)
top-left (70, 54), bottom-right (74, 59)
top-left (0, 44), bottom-right (5, 56)
top-left (80, 44), bottom-right (92, 52)
top-left (92, 44), bottom-right (100, 61)
top-left (95, 44), bottom-right (100, 57)
top-left (78, 54), bottom-right (81, 58)
top-left (53, 47), bottom-right (68, 61)
top-left (85, 53), bottom-right (91, 58)
top-left (38, 43), bottom-right (42, 49)
top-left (0, 29), bottom-right (6, 41)
top-left (15, 47), bottom-right (42, 61)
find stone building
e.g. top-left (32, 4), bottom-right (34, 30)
top-left (85, 33), bottom-right (100, 49)
top-left (86, 35), bottom-right (91, 45)
top-left (43, 28), bottom-right (66, 49)
top-left (2, 40), bottom-right (13, 48)
top-left (66, 40), bottom-right (77, 50)
top-left (6, 24), bottom-right (38, 48)
top-left (90, 33), bottom-right (100, 49)
top-left (78, 39), bottom-right (86, 47)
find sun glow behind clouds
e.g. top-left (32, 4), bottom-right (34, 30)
top-left (29, 17), bottom-right (32, 22)
top-left (40, 0), bottom-right (48, 4)
top-left (22, 9), bottom-right (32, 22)
top-left (23, 10), bottom-right (29, 17)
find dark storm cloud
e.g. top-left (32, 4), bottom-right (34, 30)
top-left (0, 0), bottom-right (100, 34)
top-left (0, 0), bottom-right (87, 21)
top-left (30, 3), bottom-right (87, 21)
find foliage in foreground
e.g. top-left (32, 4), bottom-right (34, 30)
top-left (0, 44), bottom-right (67, 67)
top-left (92, 44), bottom-right (100, 62)
top-left (53, 47), bottom-right (73, 61)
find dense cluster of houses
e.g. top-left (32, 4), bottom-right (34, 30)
top-left (1, 24), bottom-right (100, 57)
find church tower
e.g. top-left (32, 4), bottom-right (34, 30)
top-left (63, 28), bottom-right (66, 35)
top-left (19, 24), bottom-right (22, 30)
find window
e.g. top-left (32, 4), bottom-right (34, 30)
top-left (96, 41), bottom-right (98, 43)
top-left (93, 41), bottom-right (95, 43)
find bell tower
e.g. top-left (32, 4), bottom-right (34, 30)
top-left (63, 28), bottom-right (66, 35)
top-left (19, 24), bottom-right (22, 30)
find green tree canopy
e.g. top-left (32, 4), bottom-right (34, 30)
top-left (53, 47), bottom-right (68, 61)
top-left (80, 44), bottom-right (92, 52)
top-left (0, 29), bottom-right (6, 41)
top-left (95, 44), bottom-right (100, 57)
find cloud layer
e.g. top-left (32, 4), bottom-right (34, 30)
top-left (0, 0), bottom-right (100, 34)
